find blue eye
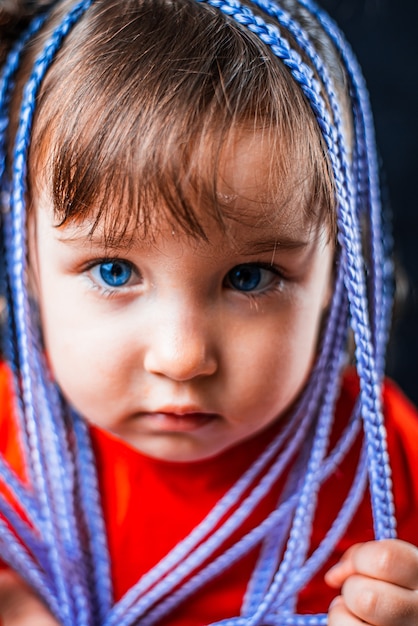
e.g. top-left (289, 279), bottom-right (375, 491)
top-left (98, 260), bottom-right (132, 287)
top-left (226, 264), bottom-right (276, 292)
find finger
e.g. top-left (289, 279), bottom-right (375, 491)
top-left (325, 543), bottom-right (363, 588)
top-left (342, 573), bottom-right (418, 626)
top-left (328, 595), bottom-right (366, 626)
top-left (326, 540), bottom-right (418, 590)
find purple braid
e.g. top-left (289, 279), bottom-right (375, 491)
top-left (2, 1), bottom-right (113, 624)
top-left (298, 0), bottom-right (392, 375)
top-left (220, 0), bottom-right (396, 541)
top-left (295, 0), bottom-right (396, 536)
top-left (0, 11), bottom-right (51, 488)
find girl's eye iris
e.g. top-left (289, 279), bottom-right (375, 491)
top-left (227, 264), bottom-right (272, 292)
top-left (99, 261), bottom-right (132, 287)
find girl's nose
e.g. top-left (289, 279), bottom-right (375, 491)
top-left (143, 312), bottom-right (218, 382)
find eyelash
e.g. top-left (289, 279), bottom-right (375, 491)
top-left (224, 262), bottom-right (287, 297)
top-left (83, 258), bottom-right (140, 298)
top-left (82, 258), bottom-right (288, 300)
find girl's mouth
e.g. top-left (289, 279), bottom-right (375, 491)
top-left (137, 411), bottom-right (219, 433)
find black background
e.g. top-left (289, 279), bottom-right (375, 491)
top-left (320, 0), bottom-right (418, 405)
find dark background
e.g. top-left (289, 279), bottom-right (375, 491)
top-left (320, 0), bottom-right (418, 405)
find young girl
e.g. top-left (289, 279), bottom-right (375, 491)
top-left (0, 0), bottom-right (417, 625)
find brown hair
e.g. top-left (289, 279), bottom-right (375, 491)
top-left (9, 0), bottom-right (349, 244)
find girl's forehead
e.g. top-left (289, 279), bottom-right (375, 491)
top-left (216, 130), bottom-right (290, 200)
top-left (37, 126), bottom-right (317, 248)
top-left (42, 189), bottom-right (317, 259)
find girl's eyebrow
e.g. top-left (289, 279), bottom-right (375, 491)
top-left (55, 228), bottom-right (313, 256)
top-left (238, 236), bottom-right (310, 255)
top-left (55, 230), bottom-right (138, 251)
top-left (55, 231), bottom-right (311, 253)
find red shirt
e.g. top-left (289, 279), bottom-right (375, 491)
top-left (1, 364), bottom-right (417, 624)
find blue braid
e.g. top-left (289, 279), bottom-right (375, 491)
top-left (298, 0), bottom-right (391, 371)
top-left (229, 0), bottom-right (395, 606)
top-left (0, 0), bottom-right (396, 624)
top-left (0, 462), bottom-right (40, 527)
top-left (232, 0), bottom-right (395, 541)
top-left (0, 13), bottom-right (52, 489)
top-left (2, 1), bottom-right (113, 624)
top-left (294, 0), bottom-right (395, 538)
top-left (277, 442), bottom-right (368, 608)
top-left (243, 261), bottom-right (350, 616)
top-left (71, 410), bottom-right (114, 623)
top-left (0, 519), bottom-right (62, 617)
top-left (0, 13), bottom-right (50, 187)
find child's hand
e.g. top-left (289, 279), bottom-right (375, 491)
top-left (325, 539), bottom-right (418, 625)
top-left (0, 570), bottom-right (58, 625)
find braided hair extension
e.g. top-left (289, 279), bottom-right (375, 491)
top-left (1, 6), bottom-right (114, 624)
top-left (0, 1), bottom-right (396, 624)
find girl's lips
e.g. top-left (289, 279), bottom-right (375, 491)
top-left (138, 411), bottom-right (219, 433)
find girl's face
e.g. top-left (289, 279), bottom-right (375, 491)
top-left (30, 131), bottom-right (333, 462)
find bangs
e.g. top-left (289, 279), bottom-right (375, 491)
top-left (28, 0), bottom-right (335, 245)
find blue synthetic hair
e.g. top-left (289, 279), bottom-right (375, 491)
top-left (0, 0), bottom-right (396, 624)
